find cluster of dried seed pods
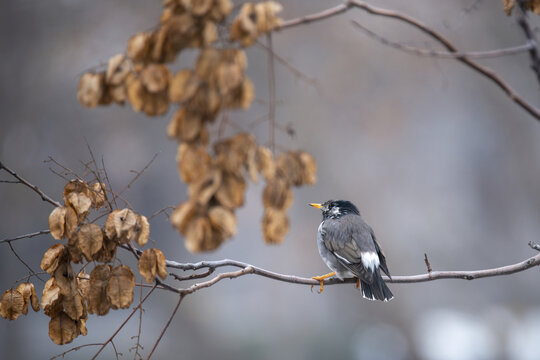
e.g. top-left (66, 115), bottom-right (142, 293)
top-left (230, 1), bottom-right (283, 46)
top-left (171, 132), bottom-right (316, 250)
top-left (0, 179), bottom-right (168, 345)
top-left (503, 0), bottom-right (540, 15)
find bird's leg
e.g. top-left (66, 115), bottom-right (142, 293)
top-left (356, 278), bottom-right (360, 289)
top-left (311, 272), bottom-right (336, 293)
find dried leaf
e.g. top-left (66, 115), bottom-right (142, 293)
top-left (93, 233), bottom-right (118, 263)
top-left (107, 265), bottom-right (135, 309)
top-left (77, 72), bottom-right (105, 108)
top-left (136, 215), bottom-right (150, 247)
top-left (77, 224), bottom-right (104, 261)
top-left (40, 243), bottom-right (66, 275)
top-left (155, 249), bottom-right (168, 279)
top-left (141, 64), bottom-right (170, 93)
top-left (49, 312), bottom-right (78, 345)
top-left (87, 264), bottom-right (112, 316)
top-left (0, 289), bottom-right (24, 320)
top-left (65, 192), bottom-right (92, 222)
top-left (262, 207), bottom-right (289, 244)
top-left (208, 206), bottom-right (236, 238)
top-left (42, 278), bottom-right (62, 317)
top-left (138, 248), bottom-right (157, 283)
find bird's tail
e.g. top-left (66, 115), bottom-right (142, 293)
top-left (360, 270), bottom-right (393, 302)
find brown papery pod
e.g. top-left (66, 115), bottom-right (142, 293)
top-left (87, 264), bottom-right (112, 316)
top-left (262, 207), bottom-right (289, 244)
top-left (0, 289), bottom-right (24, 320)
top-left (77, 72), bottom-right (105, 108)
top-left (107, 265), bottom-right (135, 309)
top-left (184, 216), bottom-right (214, 252)
top-left (177, 143), bottom-right (212, 183)
top-left (171, 200), bottom-right (199, 234)
top-left (77, 224), bottom-right (104, 261)
top-left (169, 69), bottom-right (200, 103)
top-left (49, 312), bottom-right (78, 345)
top-left (140, 64), bottom-right (171, 93)
top-left (263, 177), bottom-right (293, 210)
top-left (40, 243), bottom-right (67, 275)
top-left (215, 174), bottom-right (246, 209)
top-left (208, 206), bottom-right (237, 238)
top-left (106, 54), bottom-right (131, 86)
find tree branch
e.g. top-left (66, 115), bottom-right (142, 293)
top-left (278, 0), bottom-right (540, 121)
top-left (0, 229), bottom-right (50, 244)
top-left (516, 0), bottom-right (540, 85)
top-left (0, 161), bottom-right (61, 207)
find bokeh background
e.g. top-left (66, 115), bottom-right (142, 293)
top-left (2, 0), bottom-right (540, 359)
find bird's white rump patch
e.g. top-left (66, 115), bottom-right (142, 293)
top-left (361, 251), bottom-right (380, 271)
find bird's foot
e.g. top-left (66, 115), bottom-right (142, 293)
top-left (311, 272), bottom-right (336, 293)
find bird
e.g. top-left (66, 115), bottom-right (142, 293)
top-left (310, 200), bottom-right (393, 301)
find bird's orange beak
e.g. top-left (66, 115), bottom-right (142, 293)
top-left (309, 203), bottom-right (323, 209)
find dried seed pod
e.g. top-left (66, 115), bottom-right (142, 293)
top-left (181, 0), bottom-right (213, 16)
top-left (106, 54), bottom-right (131, 86)
top-left (77, 271), bottom-right (90, 300)
top-left (184, 216), bottom-right (215, 252)
top-left (275, 151), bottom-right (303, 186)
top-left (93, 233), bottom-right (118, 263)
top-left (0, 289), bottom-right (24, 320)
top-left (41, 243), bottom-right (67, 275)
top-left (126, 73), bottom-right (145, 112)
top-left (140, 64), bottom-right (171, 93)
top-left (77, 72), bottom-right (105, 108)
top-left (87, 264), bottom-right (112, 316)
top-left (49, 312), bottom-right (78, 345)
top-left (262, 207), bottom-right (289, 244)
top-left (208, 0), bottom-right (233, 21)
top-left (16, 283), bottom-right (40, 315)
top-left (171, 201), bottom-right (199, 234)
top-left (256, 146), bottom-right (275, 181)
top-left (208, 206), bottom-right (236, 238)
top-left (215, 174), bottom-right (246, 209)
top-left (41, 278), bottom-right (62, 317)
top-left (107, 265), bottom-right (135, 309)
top-left (169, 69), bottom-right (199, 103)
top-left (202, 21), bottom-right (218, 46)
top-left (167, 107), bottom-right (203, 142)
top-left (105, 208), bottom-right (138, 244)
top-left (177, 143), bottom-right (212, 183)
top-left (48, 206), bottom-right (77, 240)
top-left (195, 48), bottom-right (221, 81)
top-left (138, 248), bottom-right (167, 282)
top-left (89, 182), bottom-right (107, 209)
top-left (127, 32), bottom-right (153, 62)
top-left (136, 215), bottom-right (150, 247)
top-left (64, 191), bottom-right (92, 223)
top-left (263, 177), bottom-right (293, 210)
top-left (254, 1), bottom-right (283, 33)
top-left (297, 151), bottom-right (317, 185)
top-left (188, 167), bottom-right (222, 205)
top-left (77, 224), bottom-right (104, 261)
top-left (229, 3), bottom-right (258, 46)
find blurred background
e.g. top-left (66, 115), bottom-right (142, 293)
top-left (1, 0), bottom-right (540, 359)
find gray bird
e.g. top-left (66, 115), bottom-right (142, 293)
top-left (310, 200), bottom-right (393, 301)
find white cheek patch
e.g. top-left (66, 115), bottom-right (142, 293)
top-left (331, 208), bottom-right (340, 216)
top-left (361, 251), bottom-right (380, 271)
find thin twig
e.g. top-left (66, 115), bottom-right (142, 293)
top-left (49, 343), bottom-right (107, 360)
top-left (146, 295), bottom-right (184, 360)
top-left (424, 253), bottom-right (433, 273)
top-left (528, 241), bottom-right (540, 252)
top-left (516, 1), bottom-right (540, 85)
top-left (0, 161), bottom-right (61, 207)
top-left (91, 284), bottom-right (158, 360)
top-left (0, 229), bottom-right (50, 244)
top-left (115, 152), bottom-right (160, 201)
top-left (266, 32), bottom-right (276, 154)
top-left (7, 241), bottom-right (45, 283)
top-left (352, 21), bottom-right (534, 59)
top-left (278, 0), bottom-right (540, 121)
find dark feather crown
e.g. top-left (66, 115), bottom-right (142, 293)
top-left (321, 200), bottom-right (360, 219)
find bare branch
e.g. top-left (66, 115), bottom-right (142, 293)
top-left (0, 229), bottom-right (50, 244)
top-left (351, 21), bottom-right (534, 59)
top-left (424, 253), bottom-right (433, 273)
top-left (7, 241), bottom-right (46, 283)
top-left (115, 152), bottom-right (160, 200)
top-left (0, 161), bottom-right (61, 207)
top-left (529, 241), bottom-right (540, 252)
top-left (91, 284), bottom-right (158, 360)
top-left (516, 1), bottom-right (540, 84)
top-left (266, 32), bottom-right (276, 154)
top-left (49, 343), bottom-right (108, 360)
top-left (278, 0), bottom-right (540, 121)
top-left (146, 295), bottom-right (184, 360)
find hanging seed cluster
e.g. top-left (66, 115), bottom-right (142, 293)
top-left (76, 1), bottom-right (318, 251)
top-left (0, 179), bottom-right (167, 345)
top-left (171, 133), bottom-right (316, 250)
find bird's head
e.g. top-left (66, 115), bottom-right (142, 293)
top-left (309, 200), bottom-right (360, 219)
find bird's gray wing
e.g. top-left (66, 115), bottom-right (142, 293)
top-left (370, 228), bottom-right (391, 278)
top-left (320, 215), bottom-right (378, 283)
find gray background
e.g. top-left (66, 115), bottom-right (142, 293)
top-left (1, 0), bottom-right (540, 359)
